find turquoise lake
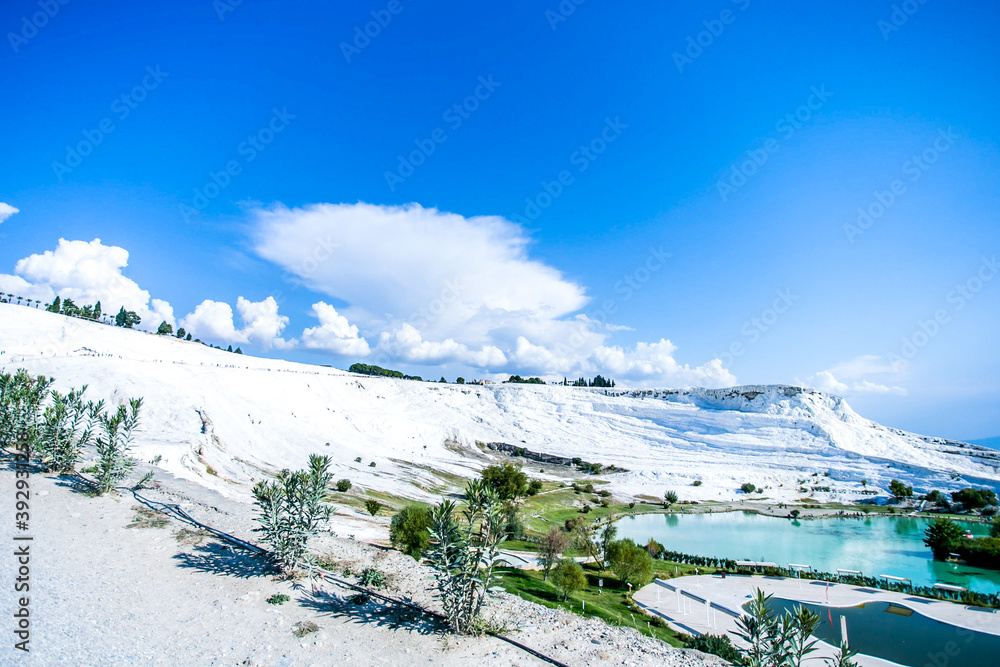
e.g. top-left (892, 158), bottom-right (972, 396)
top-left (615, 511), bottom-right (1000, 596)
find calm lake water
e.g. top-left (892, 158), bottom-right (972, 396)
top-left (765, 598), bottom-right (999, 667)
top-left (615, 511), bottom-right (1000, 595)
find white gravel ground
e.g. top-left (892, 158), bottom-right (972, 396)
top-left (0, 465), bottom-right (724, 667)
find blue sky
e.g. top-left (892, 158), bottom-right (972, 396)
top-left (1, 1), bottom-right (998, 441)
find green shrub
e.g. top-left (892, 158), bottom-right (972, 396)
top-left (252, 454), bottom-right (333, 573)
top-left (358, 567), bottom-right (387, 589)
top-left (38, 386), bottom-right (102, 474)
top-left (923, 518), bottom-right (964, 560)
top-left (692, 480), bottom-right (703, 486)
top-left (551, 560), bottom-right (587, 600)
top-left (369, 461), bottom-right (376, 467)
top-left (336, 478), bottom-right (352, 492)
top-left (505, 504), bottom-right (526, 540)
top-left (889, 479), bottom-right (913, 500)
top-left (266, 594), bottom-right (290, 605)
top-left (741, 482), bottom-right (756, 494)
top-left (94, 399), bottom-right (143, 495)
top-left (527, 479), bottom-right (544, 496)
top-left (0, 369), bottom-right (53, 460)
top-left (606, 538), bottom-right (652, 587)
top-left (365, 499), bottom-right (383, 516)
top-left (390, 504), bottom-right (432, 558)
top-left (426, 481), bottom-right (507, 633)
top-left (645, 538), bottom-right (665, 559)
top-left (925, 489), bottom-right (947, 506)
top-left (480, 462), bottom-right (527, 500)
top-left (952, 487), bottom-right (998, 510)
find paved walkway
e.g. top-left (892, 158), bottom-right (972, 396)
top-left (634, 574), bottom-right (1000, 667)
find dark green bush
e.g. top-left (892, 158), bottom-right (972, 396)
top-left (390, 504), bottom-right (432, 558)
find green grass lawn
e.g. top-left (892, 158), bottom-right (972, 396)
top-left (493, 559), bottom-right (719, 648)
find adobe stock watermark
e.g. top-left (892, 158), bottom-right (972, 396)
top-left (549, 246), bottom-right (670, 360)
top-left (213, 0), bottom-right (243, 21)
top-left (716, 288), bottom-right (798, 368)
top-left (51, 66), bottom-right (170, 182)
top-left (340, 0), bottom-right (408, 63)
top-left (12, 434), bottom-right (33, 652)
top-left (545, 0), bottom-right (586, 31)
top-left (887, 255), bottom-right (996, 366)
top-left (878, 0), bottom-right (930, 41)
top-left (7, 0), bottom-right (70, 53)
top-left (843, 127), bottom-right (957, 244)
top-left (672, 0), bottom-right (751, 74)
top-left (384, 75), bottom-right (502, 192)
top-left (178, 107), bottom-right (295, 222)
top-left (509, 117), bottom-right (628, 224)
top-left (717, 85), bottom-right (833, 202)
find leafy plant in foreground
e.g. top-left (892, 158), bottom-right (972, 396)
top-left (39, 387), bottom-right (103, 473)
top-left (734, 588), bottom-right (820, 667)
top-left (0, 369), bottom-right (53, 460)
top-left (426, 479), bottom-right (507, 634)
top-left (252, 454), bottom-right (334, 573)
top-left (93, 398), bottom-right (143, 495)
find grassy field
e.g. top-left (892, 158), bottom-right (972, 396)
top-left (494, 558), bottom-right (718, 647)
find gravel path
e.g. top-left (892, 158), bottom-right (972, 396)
top-left (0, 465), bottom-right (724, 666)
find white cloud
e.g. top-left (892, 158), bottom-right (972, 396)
top-left (0, 203), bottom-right (18, 224)
top-left (251, 202), bottom-right (587, 345)
top-left (804, 356), bottom-right (907, 396)
top-left (827, 354), bottom-right (907, 379)
top-left (236, 296), bottom-right (295, 349)
top-left (809, 370), bottom-right (850, 395)
top-left (0, 274), bottom-right (55, 303)
top-left (250, 202), bottom-right (732, 385)
top-left (301, 302), bottom-right (370, 356)
top-left (181, 300), bottom-right (245, 343)
top-left (181, 296), bottom-right (294, 349)
top-left (1, 238), bottom-right (173, 329)
top-left (376, 323), bottom-right (506, 367)
top-left (589, 339), bottom-right (738, 387)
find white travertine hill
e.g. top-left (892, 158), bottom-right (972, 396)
top-left (2, 302), bottom-right (997, 507)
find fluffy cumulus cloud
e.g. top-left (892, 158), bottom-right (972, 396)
top-left (0, 238), bottom-right (174, 329)
top-left (181, 296), bottom-right (294, 349)
top-left (804, 355), bottom-right (906, 396)
top-left (376, 323), bottom-right (506, 367)
top-left (0, 202), bottom-right (18, 224)
top-left (250, 202), bottom-right (734, 385)
top-left (251, 202), bottom-right (586, 342)
top-left (301, 302), bottom-right (370, 356)
top-left (589, 340), bottom-right (737, 387)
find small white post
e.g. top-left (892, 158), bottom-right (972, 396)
top-left (840, 615), bottom-right (849, 646)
